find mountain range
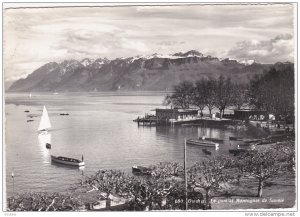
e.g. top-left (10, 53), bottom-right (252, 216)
top-left (8, 50), bottom-right (293, 92)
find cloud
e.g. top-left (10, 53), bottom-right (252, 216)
top-left (4, 4), bottom-right (295, 80)
top-left (226, 34), bottom-right (294, 63)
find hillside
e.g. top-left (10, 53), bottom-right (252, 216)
top-left (8, 50), bottom-right (292, 92)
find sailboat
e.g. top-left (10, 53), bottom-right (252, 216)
top-left (38, 106), bottom-right (51, 133)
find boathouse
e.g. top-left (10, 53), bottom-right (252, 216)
top-left (156, 108), bottom-right (198, 122)
top-left (234, 109), bottom-right (268, 121)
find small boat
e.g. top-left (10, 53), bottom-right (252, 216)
top-left (132, 165), bottom-right (152, 175)
top-left (46, 143), bottom-right (51, 149)
top-left (202, 149), bottom-right (212, 155)
top-left (51, 155), bottom-right (85, 167)
top-left (59, 113), bottom-right (69, 116)
top-left (27, 119), bottom-right (34, 122)
top-left (228, 149), bottom-right (247, 156)
top-left (243, 139), bottom-right (261, 144)
top-left (200, 137), bottom-right (223, 143)
top-left (229, 136), bottom-right (243, 141)
top-left (186, 139), bottom-right (219, 148)
top-left (38, 106), bottom-right (51, 133)
top-left (24, 110), bottom-right (30, 113)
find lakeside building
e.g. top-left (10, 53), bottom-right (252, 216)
top-left (233, 109), bottom-right (268, 122)
top-left (155, 108), bottom-right (198, 122)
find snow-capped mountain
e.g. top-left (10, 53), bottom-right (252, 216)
top-left (9, 50), bottom-right (289, 92)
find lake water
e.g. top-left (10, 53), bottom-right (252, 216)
top-left (4, 92), bottom-right (258, 197)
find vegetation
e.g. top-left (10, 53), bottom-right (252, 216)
top-left (164, 66), bottom-right (294, 125)
top-left (248, 66), bottom-right (294, 124)
top-left (7, 192), bottom-right (82, 211)
top-left (188, 156), bottom-right (233, 208)
top-left (164, 81), bottom-right (194, 109)
top-left (236, 150), bottom-right (281, 197)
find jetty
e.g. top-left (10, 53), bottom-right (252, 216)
top-left (133, 114), bottom-right (157, 126)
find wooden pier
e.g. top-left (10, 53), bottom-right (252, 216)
top-left (133, 114), bottom-right (158, 126)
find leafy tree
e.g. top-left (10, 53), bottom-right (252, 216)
top-left (164, 81), bottom-right (195, 109)
top-left (237, 150), bottom-right (281, 197)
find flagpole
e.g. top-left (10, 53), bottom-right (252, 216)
top-left (184, 138), bottom-right (188, 210)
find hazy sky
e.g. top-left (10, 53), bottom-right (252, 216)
top-left (4, 4), bottom-right (295, 81)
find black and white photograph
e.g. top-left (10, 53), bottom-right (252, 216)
top-left (2, 2), bottom-right (297, 213)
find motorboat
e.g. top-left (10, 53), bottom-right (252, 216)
top-left (51, 155), bottom-right (85, 167)
top-left (132, 165), bottom-right (152, 175)
top-left (186, 139), bottom-right (219, 148)
top-left (200, 137), bottom-right (223, 143)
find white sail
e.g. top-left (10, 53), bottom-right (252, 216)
top-left (38, 106), bottom-right (51, 131)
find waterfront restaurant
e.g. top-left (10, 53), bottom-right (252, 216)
top-left (156, 108), bottom-right (198, 122)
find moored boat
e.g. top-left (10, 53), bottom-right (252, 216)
top-left (132, 165), bottom-right (152, 175)
top-left (51, 155), bottom-right (85, 167)
top-left (229, 136), bottom-right (243, 141)
top-left (186, 139), bottom-right (219, 147)
top-left (228, 149), bottom-right (247, 156)
top-left (202, 149), bottom-right (212, 155)
top-left (243, 139), bottom-right (261, 144)
top-left (200, 137), bottom-right (223, 143)
top-left (46, 143), bottom-right (51, 149)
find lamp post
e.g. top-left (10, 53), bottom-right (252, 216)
top-left (184, 138), bottom-right (188, 210)
top-left (11, 170), bottom-right (14, 196)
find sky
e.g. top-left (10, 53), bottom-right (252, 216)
top-left (4, 3), bottom-right (295, 81)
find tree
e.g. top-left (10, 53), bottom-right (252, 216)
top-left (78, 163), bottom-right (185, 211)
top-left (232, 83), bottom-right (248, 110)
top-left (249, 66), bottom-right (294, 125)
top-left (214, 76), bottom-right (234, 119)
top-left (188, 157), bottom-right (232, 209)
top-left (204, 78), bottom-right (217, 116)
top-left (273, 141), bottom-right (295, 173)
top-left (248, 74), bottom-right (265, 110)
top-left (139, 162), bottom-right (184, 210)
top-left (164, 81), bottom-right (195, 109)
top-left (237, 150), bottom-right (281, 197)
top-left (192, 79), bottom-right (207, 116)
top-left (7, 192), bottom-right (83, 211)
top-left (79, 170), bottom-right (136, 203)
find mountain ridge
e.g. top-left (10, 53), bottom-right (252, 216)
top-left (8, 50), bottom-right (293, 92)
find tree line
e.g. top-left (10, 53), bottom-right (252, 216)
top-left (7, 141), bottom-right (295, 211)
top-left (164, 66), bottom-right (294, 122)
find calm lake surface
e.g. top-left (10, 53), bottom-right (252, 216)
top-left (4, 92), bottom-right (258, 197)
